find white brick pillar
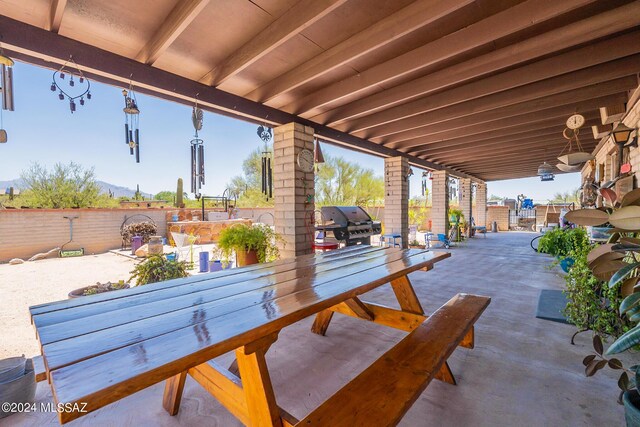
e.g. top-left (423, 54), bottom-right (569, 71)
top-left (476, 182), bottom-right (487, 228)
top-left (384, 157), bottom-right (409, 248)
top-left (431, 170), bottom-right (449, 236)
top-left (459, 178), bottom-right (472, 225)
top-left (273, 123), bottom-right (315, 259)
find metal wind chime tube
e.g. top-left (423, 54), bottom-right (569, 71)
top-left (122, 84), bottom-right (140, 163)
top-left (257, 125), bottom-right (273, 201)
top-left (190, 101), bottom-right (205, 197)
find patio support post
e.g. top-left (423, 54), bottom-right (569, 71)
top-left (273, 122), bottom-right (315, 259)
top-left (431, 170), bottom-right (449, 237)
top-left (459, 178), bottom-right (472, 226)
top-left (384, 156), bottom-right (409, 248)
top-left (476, 181), bottom-right (488, 228)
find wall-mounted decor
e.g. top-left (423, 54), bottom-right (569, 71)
top-left (50, 56), bottom-right (91, 114)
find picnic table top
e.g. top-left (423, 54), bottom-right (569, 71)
top-left (30, 245), bottom-right (449, 419)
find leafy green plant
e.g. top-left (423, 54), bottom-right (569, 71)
top-left (218, 224), bottom-right (282, 263)
top-left (83, 281), bottom-right (127, 296)
top-left (563, 244), bottom-right (629, 339)
top-left (129, 255), bottom-right (190, 285)
top-left (538, 227), bottom-right (589, 258)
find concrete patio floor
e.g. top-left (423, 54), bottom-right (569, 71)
top-left (1, 232), bottom-right (624, 426)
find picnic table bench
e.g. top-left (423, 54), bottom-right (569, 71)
top-left (29, 245), bottom-right (490, 426)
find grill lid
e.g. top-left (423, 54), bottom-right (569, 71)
top-left (321, 206), bottom-right (373, 225)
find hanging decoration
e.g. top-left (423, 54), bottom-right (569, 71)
top-left (50, 56), bottom-right (91, 114)
top-left (122, 82), bottom-right (140, 163)
top-left (537, 161), bottom-right (555, 181)
top-left (0, 44), bottom-right (13, 143)
top-left (421, 171), bottom-right (429, 196)
top-left (190, 98), bottom-right (205, 198)
top-left (557, 114), bottom-right (593, 167)
top-left (257, 125), bottom-right (273, 200)
top-left (448, 177), bottom-right (458, 200)
top-left (314, 138), bottom-right (325, 169)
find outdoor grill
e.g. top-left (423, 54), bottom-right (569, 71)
top-left (318, 206), bottom-right (381, 246)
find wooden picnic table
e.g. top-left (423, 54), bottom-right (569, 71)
top-left (29, 245), bottom-right (489, 426)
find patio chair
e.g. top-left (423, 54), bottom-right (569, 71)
top-left (171, 232), bottom-right (198, 265)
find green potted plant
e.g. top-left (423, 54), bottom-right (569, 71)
top-left (565, 188), bottom-right (640, 424)
top-left (129, 255), bottom-right (190, 285)
top-left (68, 281), bottom-right (129, 298)
top-left (218, 224), bottom-right (282, 267)
top-left (448, 208), bottom-right (463, 224)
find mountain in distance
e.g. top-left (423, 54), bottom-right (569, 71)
top-left (0, 179), bottom-right (153, 198)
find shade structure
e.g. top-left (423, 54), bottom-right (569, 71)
top-left (0, 0), bottom-right (638, 181)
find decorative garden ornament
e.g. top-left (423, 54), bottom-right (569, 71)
top-left (190, 97), bottom-right (205, 197)
top-left (50, 56), bottom-right (90, 114)
top-left (122, 82), bottom-right (140, 163)
top-left (257, 125), bottom-right (273, 201)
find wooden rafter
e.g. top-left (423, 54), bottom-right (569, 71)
top-left (312, 5), bottom-right (640, 126)
top-left (245, 0), bottom-right (474, 102)
top-left (0, 15), bottom-right (471, 179)
top-left (199, 0), bottom-right (347, 86)
top-left (135, 0), bottom-right (210, 65)
top-left (46, 0), bottom-right (67, 33)
top-left (349, 56), bottom-right (640, 137)
top-left (285, 0), bottom-right (600, 115)
top-left (378, 93), bottom-right (627, 147)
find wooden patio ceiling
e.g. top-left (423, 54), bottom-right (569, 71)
top-left (0, 0), bottom-right (639, 181)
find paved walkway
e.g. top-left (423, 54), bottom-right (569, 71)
top-left (2, 232), bottom-right (623, 426)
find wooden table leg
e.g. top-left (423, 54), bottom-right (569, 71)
top-left (235, 333), bottom-right (283, 427)
top-left (390, 275), bottom-right (424, 315)
top-left (311, 309), bottom-right (334, 336)
top-left (162, 371), bottom-right (188, 416)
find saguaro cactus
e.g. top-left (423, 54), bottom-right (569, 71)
top-left (176, 178), bottom-right (184, 208)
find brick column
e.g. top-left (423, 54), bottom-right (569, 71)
top-left (475, 181), bottom-right (487, 228)
top-left (273, 123), bottom-right (315, 259)
top-left (431, 170), bottom-right (449, 236)
top-left (384, 157), bottom-right (409, 248)
top-left (459, 178), bottom-right (472, 225)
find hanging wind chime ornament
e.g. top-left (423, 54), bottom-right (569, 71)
top-left (0, 43), bottom-right (14, 143)
top-left (448, 177), bottom-right (458, 200)
top-left (49, 56), bottom-right (91, 114)
top-left (556, 114), bottom-right (593, 169)
top-left (257, 125), bottom-right (273, 201)
top-left (190, 99), bottom-right (205, 198)
top-left (314, 138), bottom-right (325, 170)
top-left (537, 161), bottom-right (555, 181)
top-left (122, 83), bottom-right (140, 163)
top-left (421, 171), bottom-right (429, 196)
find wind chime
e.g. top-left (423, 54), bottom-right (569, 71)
top-left (122, 82), bottom-right (140, 163)
top-left (421, 171), bottom-right (429, 196)
top-left (0, 44), bottom-right (14, 143)
top-left (190, 100), bottom-right (205, 198)
top-left (448, 177), bottom-right (458, 200)
top-left (50, 56), bottom-right (91, 113)
top-left (257, 125), bottom-right (273, 200)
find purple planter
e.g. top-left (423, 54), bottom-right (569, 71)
top-left (131, 236), bottom-right (143, 254)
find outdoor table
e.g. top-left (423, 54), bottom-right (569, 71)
top-left (29, 245), bottom-right (450, 425)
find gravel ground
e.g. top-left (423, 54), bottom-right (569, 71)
top-left (0, 253), bottom-right (138, 359)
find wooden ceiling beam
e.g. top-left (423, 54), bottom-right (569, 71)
top-left (380, 92), bottom-right (625, 147)
top-left (411, 128), bottom-right (568, 157)
top-left (46, 0), bottom-right (67, 33)
top-left (313, 6), bottom-right (640, 126)
top-left (600, 103), bottom-right (627, 125)
top-left (244, 0), bottom-right (475, 102)
top-left (199, 0), bottom-right (347, 86)
top-left (0, 15), bottom-right (472, 180)
top-left (443, 146), bottom-right (596, 169)
top-left (430, 140), bottom-right (576, 164)
top-left (286, 0), bottom-right (600, 115)
top-left (351, 55), bottom-right (640, 138)
top-left (135, 0), bottom-right (210, 65)
top-left (401, 115), bottom-right (600, 155)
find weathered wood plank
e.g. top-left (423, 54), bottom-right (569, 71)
top-left (390, 276), bottom-right (424, 315)
top-left (310, 310), bottom-right (334, 336)
top-left (295, 293), bottom-right (490, 427)
top-left (162, 371), bottom-right (187, 416)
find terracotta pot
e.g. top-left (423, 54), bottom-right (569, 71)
top-left (236, 249), bottom-right (259, 267)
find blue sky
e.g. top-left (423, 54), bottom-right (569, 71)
top-left (0, 61), bottom-right (580, 203)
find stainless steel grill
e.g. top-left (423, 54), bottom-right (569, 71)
top-left (317, 206), bottom-right (381, 246)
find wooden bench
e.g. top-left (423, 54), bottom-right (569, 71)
top-left (32, 355), bottom-right (47, 383)
top-left (297, 293), bottom-right (490, 426)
